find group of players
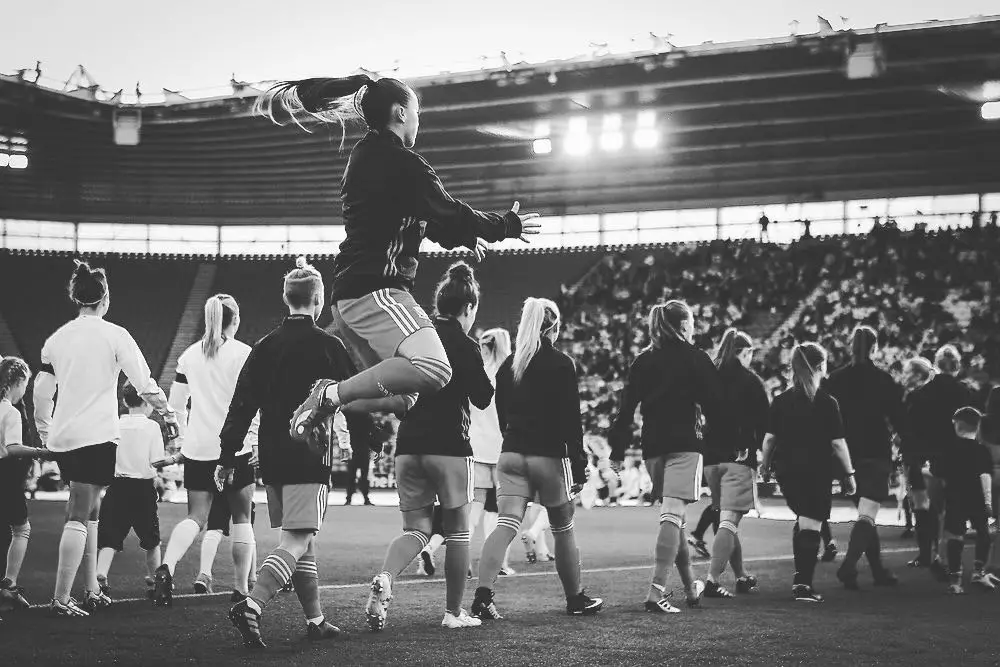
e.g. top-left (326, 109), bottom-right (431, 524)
top-left (1, 71), bottom-right (999, 652)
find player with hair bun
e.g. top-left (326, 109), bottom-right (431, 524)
top-left (254, 74), bottom-right (540, 452)
top-left (761, 343), bottom-right (856, 603)
top-left (34, 260), bottom-right (178, 617)
top-left (364, 261), bottom-right (494, 631)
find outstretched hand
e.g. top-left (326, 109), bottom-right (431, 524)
top-left (473, 237), bottom-right (489, 262)
top-left (510, 201), bottom-right (541, 242)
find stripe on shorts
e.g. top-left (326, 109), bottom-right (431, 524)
top-left (316, 485), bottom-right (328, 525)
top-left (411, 356), bottom-right (451, 386)
top-left (562, 458), bottom-right (573, 501)
top-left (466, 457), bottom-right (474, 505)
top-left (373, 289), bottom-right (419, 335)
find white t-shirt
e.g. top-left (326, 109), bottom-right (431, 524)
top-left (0, 399), bottom-right (22, 459)
top-left (116, 413), bottom-right (163, 479)
top-left (38, 315), bottom-right (160, 452)
top-left (469, 367), bottom-right (503, 465)
top-left (172, 338), bottom-right (252, 461)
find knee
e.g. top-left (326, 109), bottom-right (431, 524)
top-left (410, 356), bottom-right (452, 392)
top-left (547, 503), bottom-right (576, 535)
top-left (494, 514), bottom-right (522, 535)
top-left (797, 516), bottom-right (823, 532)
top-left (720, 511), bottom-right (741, 529)
top-left (441, 508), bottom-right (469, 535)
top-left (659, 511), bottom-right (684, 528)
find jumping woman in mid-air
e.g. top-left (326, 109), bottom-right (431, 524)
top-left (252, 75), bottom-right (540, 442)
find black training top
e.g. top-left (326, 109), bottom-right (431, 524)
top-left (219, 315), bottom-right (372, 486)
top-left (495, 339), bottom-right (586, 482)
top-left (609, 339), bottom-right (723, 461)
top-left (332, 130), bottom-right (522, 301)
top-left (823, 360), bottom-right (905, 462)
top-left (936, 437), bottom-right (992, 487)
top-left (703, 362), bottom-right (769, 467)
top-left (768, 387), bottom-right (845, 476)
top-left (901, 374), bottom-right (972, 461)
top-left (396, 316), bottom-right (494, 457)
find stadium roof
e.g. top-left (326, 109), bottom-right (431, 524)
top-left (2, 16), bottom-right (999, 225)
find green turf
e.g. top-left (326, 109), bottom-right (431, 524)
top-left (4, 500), bottom-right (999, 665)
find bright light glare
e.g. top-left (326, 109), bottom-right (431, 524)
top-left (600, 132), bottom-right (624, 151)
top-left (565, 134), bottom-right (592, 156)
top-left (532, 138), bottom-right (552, 155)
top-left (9, 154), bottom-right (27, 169)
top-left (568, 116), bottom-right (588, 134)
top-left (534, 120), bottom-right (550, 137)
top-left (983, 101), bottom-right (1000, 121)
top-left (0, 153), bottom-right (8, 168)
top-left (637, 110), bottom-right (657, 128)
top-left (634, 128), bottom-right (659, 148)
top-left (603, 113), bottom-right (622, 130)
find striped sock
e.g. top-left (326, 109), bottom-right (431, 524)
top-left (478, 515), bottom-right (520, 589)
top-left (250, 548), bottom-right (297, 611)
top-left (292, 553), bottom-right (321, 621)
top-left (550, 520), bottom-right (581, 600)
top-left (709, 520), bottom-right (738, 581)
top-left (382, 530), bottom-right (430, 579)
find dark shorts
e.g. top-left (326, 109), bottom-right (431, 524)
top-left (853, 457), bottom-right (892, 502)
top-left (58, 442), bottom-right (117, 486)
top-left (943, 484), bottom-right (989, 536)
top-left (776, 468), bottom-right (832, 522)
top-left (432, 504), bottom-right (444, 536)
top-left (207, 496), bottom-right (258, 536)
top-left (645, 452), bottom-right (704, 502)
top-left (484, 487), bottom-right (498, 513)
top-left (97, 477), bottom-right (160, 551)
top-left (0, 477), bottom-right (28, 526)
top-left (184, 454), bottom-right (254, 493)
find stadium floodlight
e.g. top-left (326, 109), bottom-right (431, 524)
top-left (983, 102), bottom-right (1000, 121)
top-left (9, 154), bottom-right (27, 169)
top-left (637, 110), bottom-right (656, 128)
top-left (534, 120), bottom-right (550, 138)
top-left (634, 128), bottom-right (659, 148)
top-left (0, 153), bottom-right (8, 168)
top-left (532, 138), bottom-right (553, 155)
top-left (569, 115), bottom-right (588, 134)
top-left (603, 113), bottom-right (622, 130)
top-left (565, 134), bottom-right (592, 156)
top-left (600, 132), bottom-right (624, 151)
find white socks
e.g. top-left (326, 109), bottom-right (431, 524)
top-left (200, 529), bottom-right (224, 577)
top-left (163, 518), bottom-right (202, 575)
top-left (231, 523), bottom-right (256, 595)
top-left (97, 547), bottom-right (116, 579)
top-left (83, 521), bottom-right (99, 592)
top-left (5, 522), bottom-right (30, 584)
top-left (54, 521), bottom-right (88, 603)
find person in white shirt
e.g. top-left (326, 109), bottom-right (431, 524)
top-left (95, 383), bottom-right (166, 595)
top-left (33, 261), bottom-right (177, 618)
top-left (153, 294), bottom-right (257, 606)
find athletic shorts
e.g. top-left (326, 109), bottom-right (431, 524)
top-left (776, 468), bottom-right (832, 522)
top-left (184, 454), bottom-right (254, 493)
top-left (57, 442), bottom-right (117, 487)
top-left (497, 452), bottom-right (572, 509)
top-left (395, 454), bottom-right (473, 512)
top-left (266, 483), bottom-right (329, 532)
top-left (645, 452), bottom-right (704, 502)
top-left (705, 462), bottom-right (754, 512)
top-left (431, 504), bottom-right (444, 536)
top-left (853, 457), bottom-right (892, 502)
top-left (207, 497), bottom-right (258, 535)
top-left (484, 487), bottom-right (498, 513)
top-left (334, 288), bottom-right (434, 367)
top-left (0, 476), bottom-right (28, 527)
top-left (97, 477), bottom-right (160, 551)
top-left (474, 462), bottom-right (498, 490)
top-left (943, 484), bottom-right (989, 536)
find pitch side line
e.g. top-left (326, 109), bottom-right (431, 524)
top-left (109, 548), bottom-right (913, 604)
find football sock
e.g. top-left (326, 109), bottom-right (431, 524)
top-left (83, 520), bottom-right (100, 593)
top-left (468, 501), bottom-right (485, 538)
top-left (709, 521), bottom-right (737, 582)
top-left (4, 522), bottom-right (30, 584)
top-left (252, 548), bottom-right (298, 611)
top-left (903, 496), bottom-right (913, 530)
top-left (426, 533), bottom-right (446, 558)
top-left (865, 525), bottom-right (886, 574)
top-left (730, 533), bottom-right (746, 578)
top-left (199, 529), bottom-right (224, 577)
top-left (145, 545), bottom-right (162, 578)
top-left (820, 521), bottom-right (832, 548)
top-left (974, 524), bottom-right (991, 565)
top-left (96, 547), bottom-right (115, 580)
top-left (163, 518), bottom-right (201, 575)
top-left (54, 521), bottom-right (88, 603)
top-left (913, 509), bottom-right (932, 561)
top-left (478, 515), bottom-right (519, 589)
top-left (444, 531), bottom-right (471, 614)
top-left (844, 519), bottom-right (874, 570)
top-left (482, 512), bottom-right (512, 568)
top-left (693, 505), bottom-right (718, 540)
top-left (793, 528), bottom-right (821, 587)
top-left (675, 529), bottom-right (695, 593)
top-left (551, 521), bottom-right (582, 599)
top-left (384, 530), bottom-right (430, 579)
top-left (292, 548), bottom-right (321, 620)
top-left (649, 514), bottom-right (682, 600)
top-left (0, 521), bottom-right (11, 575)
top-left (231, 523), bottom-right (255, 596)
top-left (336, 358), bottom-right (436, 404)
top-left (946, 537), bottom-right (964, 575)
top-left (990, 533), bottom-right (1000, 570)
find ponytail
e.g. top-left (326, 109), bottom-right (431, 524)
top-left (648, 300), bottom-right (691, 349)
top-left (715, 327), bottom-right (753, 369)
top-left (479, 328), bottom-right (512, 376)
top-left (512, 298), bottom-right (560, 384)
top-left (791, 342), bottom-right (826, 401)
top-left (254, 75), bottom-right (414, 146)
top-left (68, 259), bottom-right (108, 307)
top-left (201, 294), bottom-right (238, 359)
top-left (434, 261), bottom-right (480, 318)
top-left (850, 325), bottom-right (877, 365)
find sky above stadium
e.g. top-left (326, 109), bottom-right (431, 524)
top-left (3, 0), bottom-right (997, 94)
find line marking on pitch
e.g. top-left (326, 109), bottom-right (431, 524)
top-left (111, 548), bottom-right (913, 604)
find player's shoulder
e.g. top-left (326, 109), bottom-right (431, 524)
top-left (0, 400), bottom-right (20, 423)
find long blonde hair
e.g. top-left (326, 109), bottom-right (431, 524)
top-left (202, 294), bottom-right (239, 359)
top-left (480, 328), bottom-right (512, 377)
top-left (791, 342), bottom-right (826, 401)
top-left (512, 298), bottom-right (560, 384)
